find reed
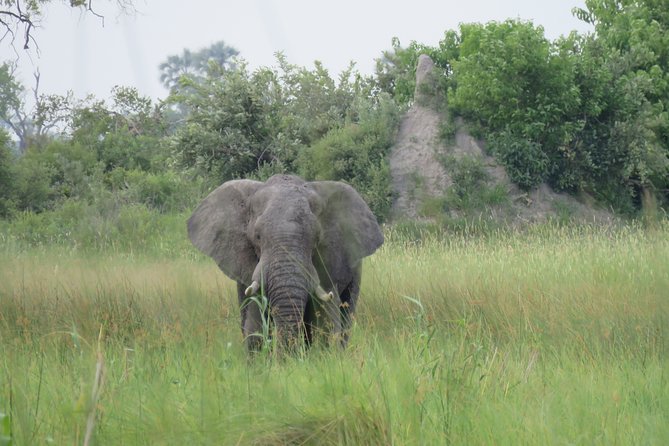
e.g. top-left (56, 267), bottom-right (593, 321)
top-left (0, 222), bottom-right (667, 444)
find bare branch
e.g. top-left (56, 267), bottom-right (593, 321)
top-left (0, 8), bottom-right (34, 49)
top-left (32, 68), bottom-right (40, 105)
top-left (1, 0), bottom-right (136, 54)
top-left (86, 0), bottom-right (105, 27)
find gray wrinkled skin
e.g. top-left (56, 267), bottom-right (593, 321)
top-left (188, 174), bottom-right (383, 352)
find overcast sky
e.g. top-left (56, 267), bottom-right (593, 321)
top-left (2, 0), bottom-right (592, 102)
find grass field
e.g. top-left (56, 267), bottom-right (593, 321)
top-left (0, 222), bottom-right (668, 444)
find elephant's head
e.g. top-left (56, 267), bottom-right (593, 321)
top-left (188, 174), bottom-right (383, 350)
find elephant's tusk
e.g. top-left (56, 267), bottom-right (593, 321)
top-left (315, 285), bottom-right (333, 302)
top-left (245, 281), bottom-right (260, 297)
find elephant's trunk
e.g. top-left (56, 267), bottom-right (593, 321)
top-left (264, 247), bottom-right (312, 351)
top-left (266, 277), bottom-right (309, 351)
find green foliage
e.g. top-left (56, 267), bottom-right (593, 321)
top-left (2, 49), bottom-right (402, 225)
top-left (446, 20), bottom-right (585, 192)
top-left (574, 0), bottom-right (669, 208)
top-left (375, 37), bottom-right (426, 104)
top-left (444, 155), bottom-right (489, 195)
top-left (423, 155), bottom-right (509, 217)
top-left (380, 21), bottom-right (605, 198)
top-left (449, 21), bottom-right (555, 131)
top-left (0, 62), bottom-right (21, 121)
top-left (375, 35), bottom-right (458, 105)
top-left (0, 410), bottom-right (10, 446)
top-left (6, 4), bottom-right (669, 226)
top-left (438, 115), bottom-right (457, 146)
top-left (0, 83), bottom-right (195, 221)
top-left (0, 130), bottom-right (16, 217)
top-left (171, 62), bottom-right (278, 181)
top-left (2, 201), bottom-right (192, 254)
top-left (297, 94), bottom-right (401, 220)
top-left (0, 61), bottom-right (29, 151)
top-left (398, 10), bottom-right (669, 213)
top-left (71, 86), bottom-right (168, 173)
top-left (11, 140), bottom-right (97, 212)
top-left (171, 54), bottom-right (398, 218)
top-left (104, 168), bottom-right (203, 212)
top-left (159, 40), bottom-right (239, 92)
top-left (488, 130), bottom-right (548, 190)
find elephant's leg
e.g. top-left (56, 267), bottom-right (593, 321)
top-left (327, 293), bottom-right (344, 347)
top-left (303, 298), bottom-right (316, 347)
top-left (339, 264), bottom-right (362, 347)
top-left (243, 299), bottom-right (265, 352)
top-left (237, 282), bottom-right (265, 352)
top-left (236, 282), bottom-right (247, 333)
top-left (309, 292), bottom-right (343, 347)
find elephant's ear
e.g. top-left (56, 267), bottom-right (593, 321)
top-left (188, 179), bottom-right (263, 283)
top-left (308, 181), bottom-right (383, 266)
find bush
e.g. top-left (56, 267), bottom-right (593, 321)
top-left (171, 56), bottom-right (390, 190)
top-left (488, 130), bottom-right (548, 191)
top-left (374, 35), bottom-right (456, 105)
top-left (13, 159), bottom-right (57, 213)
top-left (424, 155), bottom-right (509, 216)
top-left (1, 200), bottom-right (193, 254)
top-left (11, 140), bottom-right (101, 212)
top-left (297, 94), bottom-right (400, 221)
top-left (0, 131), bottom-right (16, 217)
top-left (105, 168), bottom-right (203, 212)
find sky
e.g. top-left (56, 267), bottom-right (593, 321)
top-left (2, 0), bottom-right (592, 102)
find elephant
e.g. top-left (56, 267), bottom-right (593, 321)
top-left (187, 174), bottom-right (383, 352)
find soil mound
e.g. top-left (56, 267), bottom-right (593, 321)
top-left (389, 55), bottom-right (613, 224)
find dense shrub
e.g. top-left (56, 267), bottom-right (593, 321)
top-left (488, 130), bottom-right (548, 191)
top-left (426, 155), bottom-right (508, 215)
top-left (297, 94), bottom-right (401, 220)
top-left (105, 168), bottom-right (203, 212)
top-left (0, 130), bottom-right (16, 217)
top-left (375, 36), bottom-right (457, 106)
top-left (171, 57), bottom-right (377, 184)
top-left (444, 20), bottom-right (586, 193)
top-left (10, 140), bottom-right (100, 212)
top-left (1, 199), bottom-right (192, 254)
top-left (71, 86), bottom-right (169, 173)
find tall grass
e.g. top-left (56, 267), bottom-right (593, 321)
top-left (0, 222), bottom-right (667, 444)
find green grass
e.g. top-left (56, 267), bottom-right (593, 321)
top-left (0, 223), bottom-right (667, 444)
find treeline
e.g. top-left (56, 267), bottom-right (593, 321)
top-left (0, 54), bottom-right (401, 232)
top-left (0, 0), bottom-right (667, 243)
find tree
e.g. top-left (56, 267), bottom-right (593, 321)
top-left (0, 61), bottom-right (23, 144)
top-left (4, 85), bottom-right (176, 214)
top-left (445, 20), bottom-right (584, 191)
top-left (297, 93), bottom-right (400, 220)
top-left (169, 53), bottom-right (399, 219)
top-left (0, 62), bottom-right (73, 152)
top-left (0, 128), bottom-right (15, 216)
top-left (70, 85), bottom-right (168, 172)
top-left (159, 40), bottom-right (239, 92)
top-left (572, 0), bottom-right (669, 209)
top-left (171, 61), bottom-right (281, 181)
top-left (1, 0), bottom-right (135, 51)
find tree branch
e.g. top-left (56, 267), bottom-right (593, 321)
top-left (1, 1), bottom-right (136, 53)
top-left (86, 0), bottom-right (105, 27)
top-left (32, 68), bottom-right (40, 105)
top-left (0, 9), bottom-right (34, 49)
